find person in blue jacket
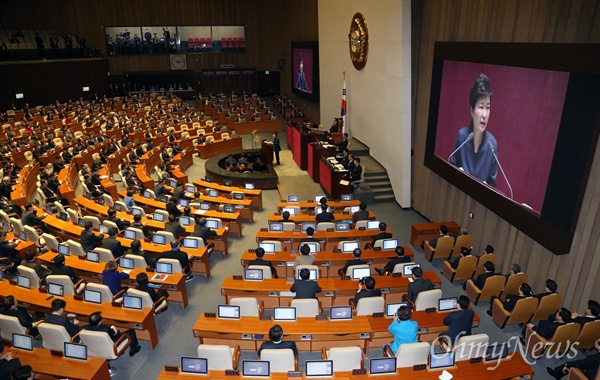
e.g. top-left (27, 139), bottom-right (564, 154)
top-left (387, 304), bottom-right (419, 354)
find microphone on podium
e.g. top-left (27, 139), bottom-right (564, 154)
top-left (488, 141), bottom-right (513, 199)
top-left (448, 132), bottom-right (474, 162)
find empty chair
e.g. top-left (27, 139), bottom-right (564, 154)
top-left (316, 222), bottom-right (335, 231)
top-left (23, 225), bottom-right (46, 251)
top-left (114, 200), bottom-right (129, 212)
top-left (196, 344), bottom-right (240, 370)
top-left (322, 346), bottom-right (363, 371)
top-left (229, 297), bottom-right (264, 317)
top-left (0, 210), bottom-right (12, 226)
top-left (442, 255), bottom-right (478, 282)
top-left (384, 341), bottom-right (431, 368)
top-left (354, 220), bottom-right (369, 230)
top-left (221, 132), bottom-right (230, 140)
top-left (10, 217), bottom-right (24, 236)
top-left (127, 288), bottom-right (168, 314)
top-left (198, 128), bottom-right (206, 135)
top-left (82, 215), bottom-right (101, 230)
top-left (46, 274), bottom-right (85, 296)
top-left (181, 131), bottom-right (190, 140)
top-left (17, 265), bottom-right (42, 288)
top-left (247, 265), bottom-right (272, 279)
top-left (0, 315), bottom-right (29, 340)
top-left (500, 273), bottom-right (528, 298)
top-left (34, 188), bottom-right (48, 208)
top-left (86, 283), bottom-right (124, 303)
top-left (205, 135), bottom-right (214, 143)
top-left (102, 194), bottom-right (115, 207)
top-left (41, 233), bottom-right (61, 252)
top-left (93, 247), bottom-right (114, 262)
top-left (259, 349), bottom-right (297, 372)
top-left (492, 297), bottom-right (538, 328)
top-left (66, 209), bottom-right (79, 223)
top-left (290, 299), bottom-right (320, 317)
top-left (24, 151), bottom-right (34, 163)
top-left (354, 296), bottom-right (385, 316)
top-left (465, 275), bottom-right (505, 305)
top-left (412, 289), bottom-right (443, 311)
top-left (525, 322), bottom-right (580, 359)
top-left (423, 236), bottom-right (454, 261)
top-left (447, 334), bottom-right (489, 361)
top-left (531, 293), bottom-right (563, 322)
top-left (155, 231), bottom-right (176, 245)
top-left (66, 239), bottom-right (85, 257)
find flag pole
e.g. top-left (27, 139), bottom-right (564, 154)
top-left (341, 71), bottom-right (347, 134)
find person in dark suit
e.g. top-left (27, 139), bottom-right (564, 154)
top-left (126, 239), bottom-right (155, 268)
top-left (84, 311), bottom-right (141, 357)
top-left (165, 196), bottom-right (180, 217)
top-left (279, 211), bottom-right (291, 222)
top-left (0, 176), bottom-right (13, 199)
top-left (329, 118), bottom-right (340, 133)
top-left (340, 248), bottom-right (368, 276)
top-left (534, 279), bottom-right (558, 301)
top-left (0, 350), bottom-right (27, 379)
top-left (165, 214), bottom-right (185, 238)
top-left (0, 231), bottom-right (21, 273)
top-left (315, 204), bottom-right (335, 223)
top-left (428, 225), bottom-right (454, 249)
top-left (546, 338), bottom-right (600, 380)
top-left (350, 276), bottom-right (382, 305)
top-left (131, 214), bottom-right (151, 238)
top-left (1, 295), bottom-right (44, 337)
top-left (449, 247), bottom-right (472, 270)
top-left (173, 181), bottom-right (184, 199)
top-left (300, 227), bottom-right (320, 244)
top-left (523, 308), bottom-right (571, 343)
top-left (193, 217), bottom-right (216, 245)
top-left (488, 283), bottom-right (532, 316)
top-left (154, 179), bottom-right (167, 199)
top-left (337, 133), bottom-right (349, 152)
top-left (376, 246), bottom-right (411, 275)
top-left (349, 157), bottom-right (363, 191)
top-left (471, 261), bottom-right (497, 290)
top-left (102, 227), bottom-right (125, 259)
top-left (44, 299), bottom-right (81, 340)
top-left (21, 251), bottom-right (51, 284)
top-left (272, 132), bottom-right (281, 165)
top-left (290, 268), bottom-right (322, 299)
top-left (101, 260), bottom-right (128, 295)
top-left (370, 222), bottom-right (392, 247)
top-left (504, 263), bottom-right (522, 285)
top-left (80, 221), bottom-right (104, 251)
top-left (441, 295), bottom-right (475, 345)
top-left (352, 202), bottom-right (369, 222)
top-left (107, 208), bottom-right (130, 231)
top-left (136, 271), bottom-right (169, 303)
top-left (161, 240), bottom-right (194, 281)
top-left (22, 202), bottom-right (49, 233)
top-left (257, 325), bottom-right (298, 357)
top-left (248, 247), bottom-right (278, 279)
top-left (51, 254), bottom-right (79, 283)
top-left (570, 299), bottom-right (600, 327)
top-left (405, 266), bottom-right (433, 302)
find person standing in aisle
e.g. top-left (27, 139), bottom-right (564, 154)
top-left (272, 132), bottom-right (281, 165)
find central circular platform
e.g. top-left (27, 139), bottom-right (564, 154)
top-left (204, 150), bottom-right (278, 189)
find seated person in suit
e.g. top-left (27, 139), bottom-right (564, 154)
top-left (522, 307), bottom-right (571, 343)
top-left (375, 246), bottom-right (411, 276)
top-left (21, 251), bottom-right (51, 285)
top-left (80, 221), bottom-right (104, 251)
top-left (22, 202), bottom-right (49, 233)
top-left (193, 217), bottom-right (217, 245)
top-left (300, 227), bottom-right (319, 244)
top-left (504, 263), bottom-right (523, 284)
top-left (370, 222), bottom-right (392, 247)
top-left (131, 214), bottom-right (151, 237)
top-left (126, 239), bottom-right (155, 268)
top-left (102, 227), bottom-right (125, 259)
top-left (1, 295), bottom-right (44, 337)
top-left (440, 295), bottom-right (474, 345)
top-left (350, 276), bottom-right (382, 305)
top-left (428, 224), bottom-right (453, 249)
top-left (51, 254), bottom-right (79, 284)
top-left (294, 244), bottom-right (315, 269)
top-left (387, 305), bottom-right (419, 355)
top-left (136, 271), bottom-right (169, 303)
top-left (0, 231), bottom-right (21, 273)
top-left (534, 279), bottom-right (558, 301)
top-left (471, 261), bottom-right (497, 291)
top-left (337, 133), bottom-right (349, 152)
top-left (84, 311), bottom-right (141, 357)
top-left (107, 208), bottom-right (130, 231)
top-left (340, 248), bottom-right (368, 276)
top-left (257, 325), bottom-right (298, 357)
top-left (248, 247), bottom-right (278, 279)
top-left (173, 181), bottom-right (184, 199)
top-left (352, 202), bottom-right (369, 222)
top-left (329, 118), bottom-right (340, 133)
top-left (280, 211), bottom-right (291, 222)
top-left (449, 247), bottom-right (472, 270)
top-left (570, 299), bottom-right (600, 327)
top-left (290, 268), bottom-right (322, 300)
top-left (488, 283), bottom-right (533, 316)
top-left (546, 338), bottom-right (600, 380)
top-left (161, 240), bottom-right (194, 281)
top-left (44, 299), bottom-right (81, 341)
top-left (165, 214), bottom-right (185, 238)
top-left (0, 352), bottom-right (27, 379)
top-left (315, 204), bottom-right (334, 223)
top-left (165, 196), bottom-right (181, 217)
top-left (154, 179), bottom-right (167, 198)
top-left (101, 260), bottom-right (129, 295)
top-left (123, 189), bottom-right (136, 210)
top-left (405, 266), bottom-right (433, 302)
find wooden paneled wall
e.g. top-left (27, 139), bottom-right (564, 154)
top-left (0, 0), bottom-right (320, 119)
top-left (412, 0), bottom-right (600, 312)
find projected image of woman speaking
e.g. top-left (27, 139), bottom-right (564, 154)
top-left (449, 74), bottom-right (498, 187)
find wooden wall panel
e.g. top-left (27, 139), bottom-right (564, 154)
top-left (412, 0), bottom-right (600, 312)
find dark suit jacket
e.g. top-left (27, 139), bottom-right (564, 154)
top-left (108, 216), bottom-right (129, 231)
top-left (443, 309), bottom-right (475, 344)
top-left (534, 291), bottom-right (557, 301)
top-left (258, 340), bottom-right (297, 357)
top-left (315, 212), bottom-right (335, 223)
top-left (383, 256), bottom-right (412, 274)
top-left (350, 164), bottom-right (362, 183)
top-left (290, 280), bottom-right (322, 299)
top-left (574, 315), bottom-right (599, 327)
top-left (248, 258), bottom-right (278, 278)
top-left (500, 294), bottom-right (524, 312)
top-left (473, 271), bottom-right (496, 290)
top-left (51, 265), bottom-right (79, 283)
top-left (173, 187), bottom-right (184, 199)
top-left (44, 313), bottom-right (80, 337)
top-left (351, 288), bottom-right (382, 305)
top-left (161, 249), bottom-right (190, 269)
top-left (2, 307), bottom-right (35, 328)
top-left (22, 261), bottom-right (51, 280)
top-left (341, 259), bottom-right (368, 275)
top-left (352, 210), bottom-right (370, 222)
top-left (429, 234), bottom-right (455, 249)
top-left (337, 138), bottom-right (348, 152)
top-left (533, 319), bottom-right (564, 340)
top-left (165, 202), bottom-right (180, 217)
top-left (137, 282), bottom-right (168, 302)
top-left (102, 237), bottom-right (124, 259)
top-left (407, 278), bottom-right (434, 302)
top-left (371, 232), bottom-right (392, 246)
top-left (22, 210), bottom-right (45, 227)
top-left (131, 222), bottom-right (150, 237)
top-left (165, 221), bottom-right (185, 237)
top-left (81, 230), bottom-right (104, 251)
top-left (193, 225), bottom-right (216, 244)
top-left (567, 352), bottom-right (600, 379)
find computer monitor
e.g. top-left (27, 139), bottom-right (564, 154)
top-left (86, 251), bottom-right (99, 263)
top-left (340, 194), bottom-right (353, 202)
top-left (159, 195), bottom-right (169, 203)
top-left (45, 205), bottom-right (53, 214)
top-left (342, 241), bottom-right (359, 253)
top-left (99, 225), bottom-right (109, 234)
top-left (123, 229), bottom-right (137, 240)
top-left (403, 263), bottom-right (421, 277)
top-left (268, 222), bottom-right (283, 232)
top-left (97, 197), bottom-right (106, 206)
top-left (296, 268), bottom-right (318, 280)
top-left (329, 306), bottom-right (353, 321)
top-left (123, 295), bottom-right (143, 310)
top-left (438, 297), bottom-right (458, 312)
top-left (301, 222), bottom-right (317, 232)
top-left (207, 189), bottom-right (219, 197)
top-left (153, 212), bottom-right (165, 222)
top-left (84, 192), bottom-right (92, 200)
top-left (223, 204), bottom-right (235, 213)
top-left (314, 195), bottom-right (327, 203)
top-left (64, 342), bottom-right (88, 360)
top-left (152, 234), bottom-right (167, 245)
top-left (205, 219), bottom-right (218, 229)
top-left (114, 203), bottom-right (122, 212)
top-left (303, 242), bottom-right (318, 253)
top-left (1, 222), bottom-right (9, 231)
top-left (186, 185), bottom-right (196, 193)
top-left (273, 307), bottom-right (297, 321)
top-left (223, 180), bottom-right (232, 187)
top-left (84, 289), bottom-right (102, 304)
top-left (16, 275), bottom-right (31, 289)
top-left (233, 193), bottom-right (245, 200)
top-left (244, 268), bottom-right (263, 281)
top-left (19, 231), bottom-right (27, 241)
top-left (178, 216), bottom-right (191, 226)
top-left (57, 244), bottom-right (70, 255)
top-left (305, 360), bottom-right (333, 378)
top-left (181, 357), bottom-right (208, 375)
top-left (143, 190), bottom-right (153, 199)
top-left (204, 176), bottom-right (212, 183)
top-left (242, 361), bottom-right (270, 378)
top-left (382, 239), bottom-right (398, 250)
top-left (77, 218), bottom-right (86, 227)
top-left (217, 305), bottom-right (240, 319)
top-left (169, 180), bottom-right (177, 188)
top-left (12, 334), bottom-right (33, 351)
top-left (429, 352), bottom-right (455, 370)
top-left (245, 183), bottom-right (254, 190)
top-left (178, 198), bottom-right (189, 207)
top-left (352, 267), bottom-right (371, 280)
top-left (59, 212), bottom-right (68, 221)
top-left (349, 205), bottom-right (360, 214)
top-left (156, 262), bottom-right (173, 274)
top-left (386, 302), bottom-right (409, 318)
top-left (367, 220), bottom-right (381, 230)
top-left (485, 344), bottom-right (509, 362)
top-left (119, 257), bottom-right (134, 269)
top-left (48, 283), bottom-right (64, 297)
top-left (369, 357), bottom-right (397, 375)
top-left (183, 237), bottom-right (199, 249)
top-left (282, 207), bottom-right (296, 216)
top-left (287, 195), bottom-right (300, 203)
top-left (335, 222), bottom-right (350, 232)
top-left (258, 242), bottom-right (275, 253)
top-left (131, 208), bottom-right (142, 216)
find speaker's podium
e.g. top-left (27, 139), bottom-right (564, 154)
top-left (261, 140), bottom-right (274, 164)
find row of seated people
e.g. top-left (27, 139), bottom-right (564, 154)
top-left (273, 94), bottom-right (306, 120)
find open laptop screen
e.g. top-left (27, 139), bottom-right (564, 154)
top-left (382, 239), bottom-right (398, 250)
top-left (12, 334), bottom-right (33, 351)
top-left (16, 275), bottom-right (31, 289)
top-left (186, 185), bottom-right (196, 193)
top-left (86, 251), bottom-right (99, 263)
top-left (352, 267), bottom-right (371, 280)
top-left (153, 212), bottom-right (165, 222)
top-left (152, 234), bottom-right (167, 245)
top-left (48, 283), bottom-right (64, 297)
top-left (369, 357), bottom-right (397, 375)
top-left (403, 263), bottom-right (421, 277)
top-left (205, 219), bottom-right (218, 229)
top-left (282, 207), bottom-right (296, 216)
top-left (335, 222), bottom-right (350, 232)
top-left (183, 237), bottom-right (198, 249)
top-left (119, 257), bottom-right (134, 269)
top-left (438, 297), bottom-right (458, 312)
top-left (268, 222), bottom-right (283, 232)
top-left (156, 262), bottom-right (173, 274)
top-left (303, 242), bottom-right (318, 253)
top-left (84, 289), bottom-right (102, 304)
top-left (242, 361), bottom-right (270, 377)
top-left (123, 295), bottom-right (143, 310)
top-left (287, 195), bottom-right (300, 203)
top-left (273, 307), bottom-right (296, 321)
top-left (305, 360), bottom-right (333, 378)
top-left (301, 222), bottom-right (316, 232)
top-left (217, 305), bottom-right (240, 319)
top-left (58, 244), bottom-right (70, 255)
top-left (64, 342), bottom-right (88, 360)
top-left (181, 357), bottom-right (208, 375)
top-left (329, 306), bottom-right (353, 320)
top-left (123, 229), bottom-right (137, 240)
top-left (178, 216), bottom-right (191, 226)
top-left (367, 220), bottom-right (381, 230)
top-left (258, 242), bottom-right (275, 253)
top-left (340, 194), bottom-right (353, 202)
top-left (245, 183), bottom-right (255, 190)
top-left (296, 268), bottom-right (318, 280)
top-left (342, 241), bottom-right (359, 253)
top-left (386, 302), bottom-right (409, 318)
top-left (429, 352), bottom-right (455, 370)
top-left (244, 268), bottom-right (263, 281)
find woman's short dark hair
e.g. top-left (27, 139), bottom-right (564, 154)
top-left (269, 324), bottom-right (283, 342)
top-left (136, 271), bottom-right (149, 285)
top-left (396, 305), bottom-right (412, 321)
top-left (469, 73), bottom-right (493, 109)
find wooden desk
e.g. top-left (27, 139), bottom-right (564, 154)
top-left (141, 148), bottom-right (162, 172)
top-left (410, 221), bottom-right (461, 248)
top-left (4, 346), bottom-right (110, 380)
top-left (37, 251), bottom-right (189, 308)
top-left (58, 163), bottom-right (78, 207)
top-left (267, 211), bottom-right (375, 223)
top-left (240, 247), bottom-right (413, 278)
top-left (10, 162), bottom-right (40, 207)
top-left (197, 137), bottom-right (243, 159)
top-left (277, 199), bottom-right (360, 211)
top-left (135, 164), bottom-right (156, 190)
top-left (286, 123), bottom-right (330, 170)
top-left (72, 141), bottom-right (109, 171)
top-left (0, 280), bottom-right (159, 349)
top-left (107, 146), bottom-right (130, 173)
top-left (255, 228), bottom-right (392, 252)
top-left (308, 142), bottom-right (337, 181)
top-left (232, 119), bottom-right (282, 135)
top-left (173, 148), bottom-right (193, 170)
top-left (193, 179), bottom-right (263, 210)
top-left (319, 157), bottom-right (350, 200)
top-left (38, 146), bottom-right (66, 166)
